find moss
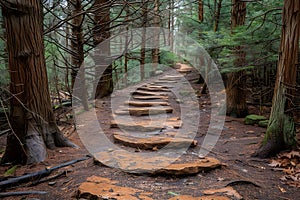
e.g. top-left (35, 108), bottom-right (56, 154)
top-left (283, 115), bottom-right (296, 148)
top-left (258, 120), bottom-right (269, 128)
top-left (244, 114), bottom-right (267, 125)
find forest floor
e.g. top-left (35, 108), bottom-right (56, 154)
top-left (0, 65), bottom-right (300, 200)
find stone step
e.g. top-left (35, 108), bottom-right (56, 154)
top-left (125, 101), bottom-right (170, 107)
top-left (78, 176), bottom-right (229, 200)
top-left (154, 80), bottom-right (178, 84)
top-left (144, 84), bottom-right (169, 89)
top-left (159, 76), bottom-right (183, 81)
top-left (113, 133), bottom-right (197, 150)
top-left (164, 75), bottom-right (184, 79)
top-left (133, 95), bottom-right (168, 100)
top-left (132, 90), bottom-right (169, 96)
top-left (115, 107), bottom-right (173, 116)
top-left (175, 63), bottom-right (193, 73)
top-left (77, 176), bottom-right (153, 200)
top-left (169, 195), bottom-right (230, 200)
top-left (94, 150), bottom-right (222, 175)
top-left (148, 83), bottom-right (173, 88)
top-left (138, 86), bottom-right (171, 92)
top-left (110, 117), bottom-right (182, 131)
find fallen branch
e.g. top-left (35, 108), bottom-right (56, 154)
top-left (0, 129), bottom-right (10, 137)
top-left (0, 191), bottom-right (47, 197)
top-left (225, 179), bottom-right (261, 188)
top-left (0, 156), bottom-right (90, 190)
top-left (30, 170), bottom-right (68, 186)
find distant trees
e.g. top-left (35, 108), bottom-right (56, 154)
top-left (255, 0), bottom-right (300, 158)
top-left (226, 0), bottom-right (248, 117)
top-left (1, 0), bottom-right (76, 164)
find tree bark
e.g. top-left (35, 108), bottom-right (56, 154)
top-left (213, 0), bottom-right (222, 32)
top-left (140, 0), bottom-right (147, 81)
top-left (255, 0), bottom-right (300, 158)
top-left (226, 0), bottom-right (248, 117)
top-left (198, 0), bottom-right (204, 23)
top-left (1, 0), bottom-right (76, 164)
top-left (70, 0), bottom-right (89, 110)
top-left (93, 0), bottom-right (113, 98)
top-left (151, 0), bottom-right (160, 75)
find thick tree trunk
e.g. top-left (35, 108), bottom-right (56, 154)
top-left (1, 0), bottom-right (76, 164)
top-left (226, 0), bottom-right (248, 117)
top-left (70, 0), bottom-right (89, 110)
top-left (93, 0), bottom-right (113, 98)
top-left (255, 0), bottom-right (299, 158)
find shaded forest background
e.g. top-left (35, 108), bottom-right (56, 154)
top-left (0, 0), bottom-right (299, 163)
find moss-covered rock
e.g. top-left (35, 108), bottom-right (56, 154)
top-left (244, 114), bottom-right (267, 125)
top-left (258, 120), bottom-right (269, 128)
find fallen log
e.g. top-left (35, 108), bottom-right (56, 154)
top-left (0, 191), bottom-right (47, 197)
top-left (0, 156), bottom-right (90, 190)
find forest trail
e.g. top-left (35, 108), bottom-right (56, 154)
top-left (0, 64), bottom-right (299, 200)
top-left (76, 64), bottom-right (228, 199)
top-left (74, 64), bottom-right (299, 200)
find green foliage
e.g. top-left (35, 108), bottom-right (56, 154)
top-left (4, 165), bottom-right (18, 176)
top-left (176, 0), bottom-right (282, 75)
top-left (160, 50), bottom-right (182, 66)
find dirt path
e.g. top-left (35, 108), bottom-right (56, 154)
top-left (0, 65), bottom-right (299, 199)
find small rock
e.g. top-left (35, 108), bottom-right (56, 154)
top-left (48, 181), bottom-right (56, 186)
top-left (246, 130), bottom-right (255, 134)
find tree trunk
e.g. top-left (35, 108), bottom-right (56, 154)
top-left (255, 0), bottom-right (300, 158)
top-left (93, 0), bottom-right (113, 98)
top-left (226, 0), bottom-right (248, 117)
top-left (1, 0), bottom-right (76, 164)
top-left (70, 0), bottom-right (89, 110)
top-left (151, 0), bottom-right (160, 75)
top-left (123, 1), bottom-right (129, 86)
top-left (140, 0), bottom-right (147, 81)
top-left (198, 0), bottom-right (204, 23)
top-left (213, 0), bottom-right (222, 32)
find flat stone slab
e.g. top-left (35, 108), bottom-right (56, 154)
top-left (133, 95), bottom-right (168, 100)
top-left (110, 117), bottom-right (182, 131)
top-left (155, 157), bottom-right (222, 175)
top-left (77, 176), bottom-right (153, 200)
top-left (132, 90), bottom-right (168, 96)
top-left (147, 84), bottom-right (171, 88)
top-left (115, 107), bottom-right (173, 116)
top-left (155, 80), bottom-right (178, 84)
top-left (138, 86), bottom-right (171, 92)
top-left (169, 195), bottom-right (230, 200)
top-left (176, 63), bottom-right (193, 73)
top-left (113, 134), bottom-right (197, 150)
top-left (94, 150), bottom-right (221, 174)
top-left (125, 101), bottom-right (170, 107)
top-left (164, 75), bottom-right (184, 79)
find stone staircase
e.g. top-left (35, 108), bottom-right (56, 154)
top-left (77, 64), bottom-right (227, 200)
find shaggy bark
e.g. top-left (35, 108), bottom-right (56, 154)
top-left (226, 0), bottom-right (248, 117)
top-left (1, 0), bottom-right (76, 164)
top-left (70, 0), bottom-right (89, 110)
top-left (255, 0), bottom-right (299, 158)
top-left (93, 0), bottom-right (113, 98)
